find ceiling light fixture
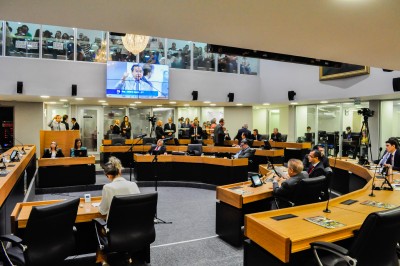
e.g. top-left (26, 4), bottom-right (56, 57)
top-left (122, 34), bottom-right (149, 55)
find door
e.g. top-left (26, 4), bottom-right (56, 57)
top-left (78, 107), bottom-right (103, 153)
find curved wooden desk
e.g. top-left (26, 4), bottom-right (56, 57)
top-left (244, 159), bottom-right (400, 265)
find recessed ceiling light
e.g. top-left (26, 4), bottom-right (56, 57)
top-left (204, 101), bottom-right (211, 104)
top-left (102, 103), bottom-right (109, 106)
top-left (397, 103), bottom-right (400, 105)
top-left (98, 100), bottom-right (106, 103)
top-left (184, 104), bottom-right (190, 107)
top-left (169, 101), bottom-right (176, 104)
top-left (156, 104), bottom-right (162, 107)
top-left (40, 95), bottom-right (50, 99)
top-left (320, 101), bottom-right (328, 104)
top-left (344, 102), bottom-right (353, 105)
top-left (45, 102), bottom-right (57, 104)
top-left (130, 103), bottom-right (136, 106)
top-left (118, 107), bottom-right (124, 110)
top-left (236, 103), bottom-right (243, 106)
top-left (59, 99), bottom-right (68, 102)
top-left (134, 101), bottom-right (142, 104)
top-left (210, 103), bottom-right (216, 106)
top-left (262, 103), bottom-right (270, 106)
top-left (290, 102), bottom-right (298, 105)
top-left (75, 98), bottom-right (84, 100)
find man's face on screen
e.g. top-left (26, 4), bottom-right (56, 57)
top-left (132, 66), bottom-right (143, 81)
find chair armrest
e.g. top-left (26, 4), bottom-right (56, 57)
top-left (273, 196), bottom-right (295, 209)
top-left (0, 234), bottom-right (23, 244)
top-left (311, 241), bottom-right (349, 256)
top-left (93, 218), bottom-right (107, 228)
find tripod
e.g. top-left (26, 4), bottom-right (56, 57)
top-left (358, 116), bottom-right (373, 164)
top-left (151, 152), bottom-right (172, 224)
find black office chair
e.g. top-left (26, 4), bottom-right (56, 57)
top-left (187, 144), bottom-right (202, 156)
top-left (93, 192), bottom-right (158, 264)
top-left (247, 148), bottom-right (257, 172)
top-left (0, 198), bottom-right (80, 266)
top-left (281, 134), bottom-right (288, 142)
top-left (274, 175), bottom-right (327, 209)
top-left (311, 207), bottom-right (400, 266)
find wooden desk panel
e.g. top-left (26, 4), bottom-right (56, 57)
top-left (40, 130), bottom-right (80, 158)
top-left (269, 141), bottom-right (311, 149)
top-left (0, 146), bottom-right (36, 207)
top-left (38, 156), bottom-right (95, 167)
top-left (329, 158), bottom-right (373, 181)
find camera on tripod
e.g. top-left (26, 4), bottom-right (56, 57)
top-left (357, 108), bottom-right (374, 118)
top-left (148, 115), bottom-right (157, 123)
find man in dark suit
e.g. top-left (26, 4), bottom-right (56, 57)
top-left (234, 123), bottom-right (251, 141)
top-left (155, 120), bottom-right (165, 140)
top-left (71, 118), bottom-right (80, 130)
top-left (379, 138), bottom-right (400, 171)
top-left (270, 128), bottom-right (282, 142)
top-left (307, 149), bottom-right (326, 178)
top-left (303, 145), bottom-right (330, 172)
top-left (249, 129), bottom-right (262, 141)
top-left (148, 139), bottom-right (167, 155)
top-left (233, 140), bottom-right (254, 159)
top-left (163, 117), bottom-right (176, 138)
top-left (189, 121), bottom-right (203, 144)
top-left (272, 159), bottom-right (308, 208)
top-left (112, 119), bottom-right (121, 135)
top-left (214, 118), bottom-right (225, 146)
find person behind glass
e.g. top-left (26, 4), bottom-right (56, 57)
top-left (249, 129), bottom-right (262, 141)
top-left (112, 119), bottom-right (121, 135)
top-left (148, 139), bottom-right (167, 155)
top-left (189, 121), bottom-right (203, 144)
top-left (303, 145), bottom-right (330, 171)
top-left (155, 120), bottom-right (165, 140)
top-left (71, 118), bottom-right (80, 130)
top-left (307, 149), bottom-right (326, 178)
top-left (163, 117), bottom-right (176, 138)
top-left (48, 114), bottom-right (66, 131)
top-left (214, 118), bottom-right (226, 146)
top-left (70, 138), bottom-right (87, 157)
top-left (43, 141), bottom-right (64, 158)
top-left (62, 114), bottom-right (69, 130)
top-left (233, 140), bottom-right (253, 159)
top-left (270, 128), bottom-right (282, 142)
top-left (344, 126), bottom-right (352, 140)
top-left (378, 138), bottom-right (400, 171)
top-left (121, 116), bottom-right (132, 139)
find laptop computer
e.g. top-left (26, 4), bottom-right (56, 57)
top-left (74, 149), bottom-right (87, 157)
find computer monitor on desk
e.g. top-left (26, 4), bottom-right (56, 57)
top-left (111, 136), bottom-right (125, 146)
top-left (304, 133), bottom-right (313, 142)
top-left (74, 149), bottom-right (87, 157)
top-left (187, 144), bottom-right (202, 156)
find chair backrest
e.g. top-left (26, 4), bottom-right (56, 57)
top-left (187, 144), bottom-right (202, 156)
top-left (24, 198), bottom-right (80, 265)
top-left (281, 134), bottom-right (288, 142)
top-left (292, 176), bottom-right (326, 206)
top-left (349, 207), bottom-right (400, 266)
top-left (107, 192), bottom-right (158, 253)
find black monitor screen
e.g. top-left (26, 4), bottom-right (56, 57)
top-left (250, 174), bottom-right (263, 187)
top-left (111, 137), bottom-right (125, 146)
top-left (10, 150), bottom-right (18, 161)
top-left (187, 144), bottom-right (202, 156)
top-left (305, 133), bottom-right (313, 141)
top-left (74, 149), bottom-right (87, 157)
top-left (263, 140), bottom-right (272, 150)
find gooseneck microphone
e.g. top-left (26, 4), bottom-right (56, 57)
top-left (323, 153), bottom-right (338, 213)
top-left (377, 147), bottom-right (383, 164)
top-left (14, 137), bottom-right (26, 155)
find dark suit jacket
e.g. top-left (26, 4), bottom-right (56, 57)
top-left (71, 122), bottom-right (80, 130)
top-left (273, 171), bottom-right (309, 199)
top-left (148, 145), bottom-right (166, 155)
top-left (214, 124), bottom-right (225, 145)
top-left (308, 161), bottom-right (326, 178)
top-left (112, 125), bottom-right (121, 135)
top-left (380, 149), bottom-right (400, 171)
top-left (155, 126), bottom-right (165, 140)
top-left (303, 155), bottom-right (330, 171)
top-left (163, 123), bottom-right (176, 136)
top-left (234, 128), bottom-right (251, 140)
top-left (236, 147), bottom-right (255, 159)
top-left (42, 148), bottom-right (65, 158)
top-left (62, 121), bottom-right (69, 130)
top-left (249, 134), bottom-right (262, 141)
top-left (270, 132), bottom-right (282, 142)
top-left (189, 126), bottom-right (203, 139)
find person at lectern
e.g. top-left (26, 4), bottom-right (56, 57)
top-left (271, 159), bottom-right (308, 209)
top-left (148, 139), bottom-right (167, 155)
top-left (114, 64), bottom-right (152, 92)
top-left (42, 141), bottom-right (65, 158)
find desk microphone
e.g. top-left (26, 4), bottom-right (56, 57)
top-left (369, 160), bottom-right (380, 197)
top-left (14, 137), bottom-right (26, 155)
top-left (137, 133), bottom-right (147, 138)
top-left (376, 147), bottom-right (383, 164)
top-left (163, 137), bottom-right (173, 141)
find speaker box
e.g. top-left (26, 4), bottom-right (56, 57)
top-left (288, 91), bottom-right (296, 101)
top-left (72, 84), bottom-right (77, 96)
top-left (17, 81), bottom-right (23, 94)
top-left (393, 78), bottom-right (400, 92)
top-left (228, 93), bottom-right (234, 102)
top-left (192, 90), bottom-right (198, 101)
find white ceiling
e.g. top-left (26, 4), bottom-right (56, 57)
top-left (1, 0), bottom-right (400, 70)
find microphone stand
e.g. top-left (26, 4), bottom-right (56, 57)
top-left (380, 166), bottom-right (394, 191)
top-left (128, 135), bottom-right (146, 182)
top-left (151, 151), bottom-right (172, 224)
top-left (370, 148), bottom-right (383, 196)
top-left (323, 153), bottom-right (338, 213)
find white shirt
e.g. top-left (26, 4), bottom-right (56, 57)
top-left (98, 176), bottom-right (140, 217)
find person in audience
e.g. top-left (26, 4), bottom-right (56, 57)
top-left (70, 138), bottom-right (87, 157)
top-left (62, 114), bottom-right (69, 130)
top-left (189, 121), bottom-right (203, 144)
top-left (48, 114), bottom-right (66, 131)
top-left (307, 149), bottom-right (326, 178)
top-left (112, 119), bottom-right (121, 135)
top-left (61, 33), bottom-right (69, 40)
top-left (240, 57), bottom-right (251, 74)
top-left (71, 118), bottom-right (80, 130)
top-left (233, 139), bottom-right (253, 159)
top-left (379, 138), bottom-right (400, 171)
top-left (214, 118), bottom-right (226, 146)
top-left (361, 130), bottom-right (368, 145)
top-left (155, 120), bottom-right (165, 140)
top-left (270, 128), bottom-right (282, 142)
top-left (148, 139), bottom-right (167, 155)
top-left (106, 125), bottom-right (114, 138)
top-left (121, 116), bottom-right (132, 139)
top-left (180, 118), bottom-right (191, 138)
top-left (249, 129), bottom-right (262, 141)
top-left (164, 117), bottom-right (176, 138)
top-left (234, 123), bottom-right (251, 141)
top-left (271, 159), bottom-right (308, 209)
top-left (307, 126), bottom-right (312, 133)
top-left (303, 145), bottom-right (330, 171)
top-left (142, 64), bottom-right (154, 88)
top-left (344, 126), bottom-right (352, 140)
top-left (167, 42), bottom-right (179, 57)
top-left (42, 141), bottom-right (64, 158)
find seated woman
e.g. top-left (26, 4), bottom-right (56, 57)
top-left (42, 141), bottom-right (64, 158)
top-left (70, 138), bottom-right (87, 157)
top-left (98, 156), bottom-right (140, 216)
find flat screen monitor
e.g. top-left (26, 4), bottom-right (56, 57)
top-left (263, 140), bottom-right (272, 150)
top-left (250, 174), bottom-right (263, 187)
top-left (10, 150), bottom-right (18, 161)
top-left (106, 61), bottom-right (169, 99)
top-left (187, 144), bottom-right (202, 156)
top-left (111, 137), bottom-right (125, 146)
top-left (74, 149), bottom-right (87, 157)
top-left (304, 133), bottom-right (313, 142)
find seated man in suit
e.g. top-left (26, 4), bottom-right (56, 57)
top-left (249, 129), bottom-right (262, 141)
top-left (272, 159), bottom-right (308, 209)
top-left (233, 139), bottom-right (254, 159)
top-left (234, 123), bottom-right (251, 141)
top-left (42, 141), bottom-right (64, 158)
top-left (148, 139), bottom-right (167, 155)
top-left (270, 128), bottom-right (282, 142)
top-left (378, 138), bottom-right (400, 171)
top-left (307, 149), bottom-right (326, 178)
top-left (303, 145), bottom-right (330, 171)
top-left (189, 121), bottom-right (203, 144)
